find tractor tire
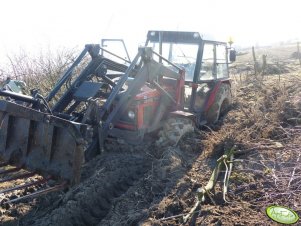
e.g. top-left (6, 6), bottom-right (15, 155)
top-left (156, 117), bottom-right (195, 146)
top-left (205, 83), bottom-right (231, 124)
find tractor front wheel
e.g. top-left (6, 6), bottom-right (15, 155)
top-left (156, 117), bottom-right (195, 146)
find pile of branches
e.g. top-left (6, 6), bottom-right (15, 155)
top-left (228, 73), bottom-right (301, 203)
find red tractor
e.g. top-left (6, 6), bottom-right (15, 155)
top-left (108, 31), bottom-right (235, 145)
top-left (0, 31), bottom-right (236, 191)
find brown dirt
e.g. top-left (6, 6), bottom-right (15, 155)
top-left (1, 45), bottom-right (301, 226)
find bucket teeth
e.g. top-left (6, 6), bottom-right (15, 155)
top-left (2, 182), bottom-right (67, 205)
top-left (0, 164), bottom-right (66, 205)
top-left (0, 178), bottom-right (48, 195)
top-left (0, 172), bottom-right (35, 183)
top-left (0, 167), bottom-right (22, 175)
top-left (0, 162), bottom-right (9, 168)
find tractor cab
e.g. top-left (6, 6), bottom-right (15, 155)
top-left (145, 30), bottom-right (235, 123)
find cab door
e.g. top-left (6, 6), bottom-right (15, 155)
top-left (198, 42), bottom-right (229, 81)
top-left (194, 42), bottom-right (229, 111)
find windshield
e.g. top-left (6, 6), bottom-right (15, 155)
top-left (147, 42), bottom-right (199, 81)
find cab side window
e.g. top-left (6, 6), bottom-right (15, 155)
top-left (199, 43), bottom-right (228, 81)
top-left (216, 45), bottom-right (228, 79)
top-left (199, 44), bottom-right (214, 80)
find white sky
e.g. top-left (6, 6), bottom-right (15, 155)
top-left (0, 0), bottom-right (300, 62)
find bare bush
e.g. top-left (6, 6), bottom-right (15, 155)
top-left (0, 47), bottom-right (78, 97)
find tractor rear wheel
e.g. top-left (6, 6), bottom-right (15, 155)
top-left (205, 83), bottom-right (231, 124)
top-left (156, 117), bottom-right (195, 146)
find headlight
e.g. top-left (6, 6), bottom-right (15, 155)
top-left (128, 110), bottom-right (135, 119)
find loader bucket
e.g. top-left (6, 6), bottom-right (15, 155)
top-left (0, 100), bottom-right (88, 185)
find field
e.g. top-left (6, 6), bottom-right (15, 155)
top-left (0, 44), bottom-right (301, 225)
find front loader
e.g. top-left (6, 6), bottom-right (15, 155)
top-left (0, 31), bottom-right (235, 202)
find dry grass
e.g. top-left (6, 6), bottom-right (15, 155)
top-left (191, 69), bottom-right (301, 224)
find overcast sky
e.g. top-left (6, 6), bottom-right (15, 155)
top-left (0, 0), bottom-right (300, 61)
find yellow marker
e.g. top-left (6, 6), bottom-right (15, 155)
top-left (228, 36), bottom-right (234, 46)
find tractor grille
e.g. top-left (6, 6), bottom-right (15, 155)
top-left (143, 106), bottom-right (153, 126)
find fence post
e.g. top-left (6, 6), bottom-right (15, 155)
top-left (252, 46), bottom-right (258, 76)
top-left (297, 42), bottom-right (301, 67)
top-left (261, 54), bottom-right (267, 78)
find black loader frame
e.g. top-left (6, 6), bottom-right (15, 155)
top-left (0, 44), bottom-right (185, 184)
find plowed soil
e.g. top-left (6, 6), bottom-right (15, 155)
top-left (1, 45), bottom-right (301, 226)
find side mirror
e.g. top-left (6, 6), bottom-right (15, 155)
top-left (229, 49), bottom-right (236, 62)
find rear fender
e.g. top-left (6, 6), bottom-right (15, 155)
top-left (205, 80), bottom-right (231, 112)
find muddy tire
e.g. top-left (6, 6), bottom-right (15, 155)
top-left (205, 83), bottom-right (231, 124)
top-left (156, 117), bottom-right (195, 146)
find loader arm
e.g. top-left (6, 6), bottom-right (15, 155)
top-left (49, 44), bottom-right (128, 114)
top-left (99, 47), bottom-right (184, 147)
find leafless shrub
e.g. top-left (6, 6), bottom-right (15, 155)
top-left (0, 47), bottom-right (78, 97)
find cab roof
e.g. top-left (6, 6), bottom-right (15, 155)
top-left (147, 30), bottom-right (203, 44)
